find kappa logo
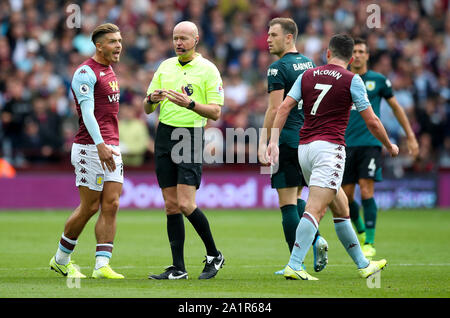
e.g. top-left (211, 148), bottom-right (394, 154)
top-left (79, 149), bottom-right (87, 155)
top-left (80, 168), bottom-right (87, 174)
top-left (330, 180), bottom-right (337, 187)
top-left (109, 80), bottom-right (119, 92)
top-left (294, 242), bottom-right (300, 248)
top-left (335, 163), bottom-right (342, 169)
top-left (79, 159), bottom-right (86, 165)
top-left (99, 71), bottom-right (106, 77)
top-left (80, 177), bottom-right (88, 184)
top-left (336, 154), bottom-right (343, 160)
top-left (348, 243), bottom-right (357, 249)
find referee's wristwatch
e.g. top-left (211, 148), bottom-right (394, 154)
top-left (187, 99), bottom-right (196, 110)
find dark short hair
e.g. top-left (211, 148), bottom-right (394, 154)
top-left (91, 23), bottom-right (120, 44)
top-left (329, 34), bottom-right (354, 61)
top-left (354, 37), bottom-right (368, 52)
top-left (269, 17), bottom-right (298, 42)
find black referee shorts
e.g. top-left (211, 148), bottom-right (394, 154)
top-left (271, 144), bottom-right (306, 189)
top-left (155, 122), bottom-right (204, 189)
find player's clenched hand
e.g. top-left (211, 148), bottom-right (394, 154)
top-left (266, 142), bottom-right (279, 166)
top-left (258, 143), bottom-right (270, 166)
top-left (96, 143), bottom-right (120, 172)
top-left (387, 144), bottom-right (399, 157)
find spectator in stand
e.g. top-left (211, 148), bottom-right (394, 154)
top-left (0, 0), bottom-right (448, 170)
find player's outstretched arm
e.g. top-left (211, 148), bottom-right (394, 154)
top-left (386, 96), bottom-right (419, 158)
top-left (359, 106), bottom-right (399, 157)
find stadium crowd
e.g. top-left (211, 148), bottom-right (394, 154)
top-left (0, 0), bottom-right (449, 176)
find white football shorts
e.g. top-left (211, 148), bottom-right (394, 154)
top-left (298, 140), bottom-right (346, 191)
top-left (71, 143), bottom-right (123, 191)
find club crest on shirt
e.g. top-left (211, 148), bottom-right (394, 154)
top-left (109, 81), bottom-right (119, 92)
top-left (184, 84), bottom-right (194, 96)
top-left (365, 81), bottom-right (376, 91)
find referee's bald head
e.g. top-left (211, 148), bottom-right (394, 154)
top-left (173, 21), bottom-right (199, 40)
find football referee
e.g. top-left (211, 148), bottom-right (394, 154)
top-left (144, 21), bottom-right (225, 280)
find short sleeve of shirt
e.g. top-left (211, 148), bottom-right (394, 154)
top-left (204, 64), bottom-right (224, 105)
top-left (287, 73), bottom-right (304, 102)
top-left (380, 75), bottom-right (394, 99)
top-left (147, 67), bottom-right (162, 96)
top-left (267, 63), bottom-right (287, 93)
top-left (350, 74), bottom-right (370, 112)
top-left (71, 65), bottom-right (97, 104)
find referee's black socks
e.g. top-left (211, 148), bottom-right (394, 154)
top-left (186, 208), bottom-right (219, 257)
top-left (167, 213), bottom-right (186, 271)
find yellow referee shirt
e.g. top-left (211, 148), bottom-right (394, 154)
top-left (147, 53), bottom-right (224, 127)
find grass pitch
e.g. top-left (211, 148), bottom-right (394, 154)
top-left (0, 209), bottom-right (449, 298)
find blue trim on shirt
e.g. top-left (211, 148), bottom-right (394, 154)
top-left (71, 65), bottom-right (104, 145)
top-left (350, 74), bottom-right (370, 112)
top-left (287, 73), bottom-right (304, 102)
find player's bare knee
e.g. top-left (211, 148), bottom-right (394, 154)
top-left (80, 201), bottom-right (100, 217)
top-left (102, 197), bottom-right (120, 214)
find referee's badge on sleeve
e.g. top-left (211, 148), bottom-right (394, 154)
top-left (217, 83), bottom-right (224, 97)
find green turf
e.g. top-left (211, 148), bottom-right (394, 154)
top-left (0, 209), bottom-right (449, 298)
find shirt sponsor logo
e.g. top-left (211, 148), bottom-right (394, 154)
top-left (108, 93), bottom-right (120, 103)
top-left (267, 68), bottom-right (278, 76)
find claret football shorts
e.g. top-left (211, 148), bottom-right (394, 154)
top-left (71, 143), bottom-right (124, 191)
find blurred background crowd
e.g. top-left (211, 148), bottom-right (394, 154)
top-left (0, 0), bottom-right (449, 176)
